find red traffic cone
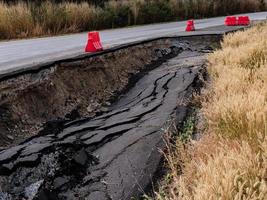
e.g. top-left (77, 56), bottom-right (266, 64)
top-left (225, 16), bottom-right (231, 26)
top-left (185, 20), bottom-right (195, 32)
top-left (245, 16), bottom-right (250, 25)
top-left (239, 16), bottom-right (250, 26)
top-left (237, 16), bottom-right (244, 25)
top-left (85, 31), bottom-right (103, 53)
top-left (225, 16), bottom-right (237, 26)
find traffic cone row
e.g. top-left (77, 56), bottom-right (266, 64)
top-left (85, 31), bottom-right (103, 53)
top-left (225, 16), bottom-right (250, 26)
top-left (84, 16), bottom-right (250, 52)
top-left (185, 20), bottom-right (195, 32)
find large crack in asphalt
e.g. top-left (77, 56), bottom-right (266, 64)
top-left (0, 37), bottom-right (217, 200)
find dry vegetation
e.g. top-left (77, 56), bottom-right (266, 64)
top-left (0, 0), bottom-right (267, 40)
top-left (149, 23), bottom-right (267, 200)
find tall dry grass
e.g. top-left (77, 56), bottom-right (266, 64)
top-left (203, 24), bottom-right (267, 142)
top-left (0, 2), bottom-right (35, 39)
top-left (0, 1), bottom-right (104, 39)
top-left (150, 23), bottom-right (267, 200)
top-left (156, 134), bottom-right (267, 200)
top-left (0, 0), bottom-right (267, 40)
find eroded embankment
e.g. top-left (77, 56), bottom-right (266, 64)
top-left (0, 36), bottom-right (219, 148)
top-left (0, 35), bottom-right (221, 200)
top-left (0, 39), bottom-right (179, 147)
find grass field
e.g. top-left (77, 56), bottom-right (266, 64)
top-left (149, 23), bottom-right (267, 200)
top-left (0, 0), bottom-right (266, 40)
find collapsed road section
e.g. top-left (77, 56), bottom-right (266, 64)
top-left (0, 37), bottom-right (180, 147)
top-left (0, 35), bottom-right (220, 200)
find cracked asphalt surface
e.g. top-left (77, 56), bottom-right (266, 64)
top-left (0, 38), bottom-right (212, 199)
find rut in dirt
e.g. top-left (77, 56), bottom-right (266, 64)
top-left (0, 36), bottom-right (218, 200)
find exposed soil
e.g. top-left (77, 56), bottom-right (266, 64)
top-left (0, 36), bottom-right (220, 148)
top-left (0, 39), bottom-right (176, 147)
top-left (0, 35), bottom-right (220, 200)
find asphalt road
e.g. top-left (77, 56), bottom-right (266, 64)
top-left (0, 12), bottom-right (266, 77)
top-left (0, 37), bottom-right (211, 200)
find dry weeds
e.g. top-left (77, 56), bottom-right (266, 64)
top-left (0, 0), bottom-right (266, 40)
top-left (150, 23), bottom-right (267, 200)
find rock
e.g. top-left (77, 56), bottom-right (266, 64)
top-left (65, 109), bottom-right (80, 120)
top-left (80, 130), bottom-right (104, 141)
top-left (100, 107), bottom-right (109, 112)
top-left (0, 147), bottom-right (5, 152)
top-left (39, 119), bottom-right (65, 136)
top-left (87, 105), bottom-right (94, 113)
top-left (83, 170), bottom-right (107, 184)
top-left (24, 180), bottom-right (44, 200)
top-left (35, 189), bottom-right (56, 200)
top-left (25, 136), bottom-right (52, 145)
top-left (0, 192), bottom-right (12, 200)
top-left (87, 191), bottom-right (108, 200)
top-left (57, 135), bottom-right (76, 145)
top-left (73, 149), bottom-right (88, 166)
top-left (53, 177), bottom-right (69, 190)
top-left (0, 163), bottom-right (14, 175)
top-left (18, 153), bottom-right (40, 163)
top-left (21, 143), bottom-right (51, 157)
top-left (6, 135), bottom-right (14, 140)
top-left (105, 101), bottom-right (111, 106)
top-left (155, 49), bottom-right (163, 58)
top-left (0, 145), bottom-right (25, 163)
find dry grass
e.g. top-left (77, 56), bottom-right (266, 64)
top-left (0, 2), bottom-right (35, 39)
top-left (203, 24), bottom-right (267, 142)
top-left (0, 0), bottom-right (266, 40)
top-left (154, 134), bottom-right (267, 200)
top-left (0, 1), bottom-right (101, 39)
top-left (149, 23), bottom-right (267, 200)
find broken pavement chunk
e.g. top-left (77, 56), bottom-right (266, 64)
top-left (73, 149), bottom-right (88, 166)
top-left (24, 180), bottom-right (44, 200)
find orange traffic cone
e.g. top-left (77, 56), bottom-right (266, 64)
top-left (185, 20), bottom-right (195, 32)
top-left (85, 31), bottom-right (103, 53)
